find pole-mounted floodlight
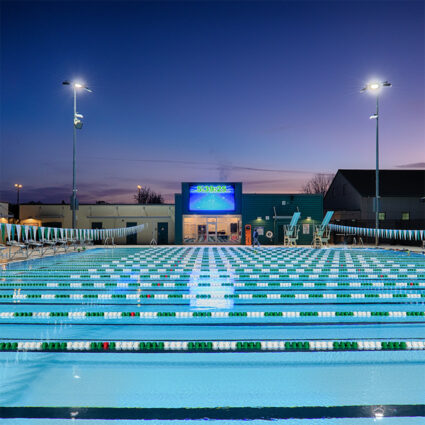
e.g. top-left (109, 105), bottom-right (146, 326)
top-left (361, 80), bottom-right (391, 246)
top-left (62, 81), bottom-right (92, 92)
top-left (360, 81), bottom-right (392, 93)
top-left (14, 184), bottom-right (22, 219)
top-left (62, 80), bottom-right (92, 229)
top-left (14, 183), bottom-right (22, 204)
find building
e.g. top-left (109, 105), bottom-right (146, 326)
top-left (18, 183), bottom-right (324, 245)
top-left (324, 170), bottom-right (425, 232)
top-left (174, 183), bottom-right (323, 245)
top-left (19, 203), bottom-right (175, 245)
top-left (0, 202), bottom-right (9, 224)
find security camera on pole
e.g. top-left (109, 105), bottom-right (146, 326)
top-left (62, 81), bottom-right (92, 229)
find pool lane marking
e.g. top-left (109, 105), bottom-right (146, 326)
top-left (1, 280), bottom-right (424, 286)
top-left (1, 292), bottom-right (424, 300)
top-left (0, 404), bottom-right (424, 420)
top-left (1, 321), bottom-right (425, 327)
top-left (1, 301), bottom-right (423, 307)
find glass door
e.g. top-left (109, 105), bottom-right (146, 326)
top-left (183, 215), bottom-right (242, 244)
top-left (207, 217), bottom-right (217, 242)
top-left (197, 223), bottom-right (206, 243)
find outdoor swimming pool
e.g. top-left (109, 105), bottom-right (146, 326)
top-left (0, 246), bottom-right (424, 424)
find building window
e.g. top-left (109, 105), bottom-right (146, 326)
top-left (378, 212), bottom-right (386, 220)
top-left (401, 212), bottom-right (410, 221)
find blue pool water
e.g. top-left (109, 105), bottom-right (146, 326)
top-left (0, 246), bottom-right (424, 424)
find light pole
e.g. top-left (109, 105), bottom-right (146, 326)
top-left (14, 184), bottom-right (22, 220)
top-left (137, 185), bottom-right (142, 203)
top-left (62, 81), bottom-right (92, 229)
top-left (14, 183), bottom-right (22, 205)
top-left (361, 80), bottom-right (391, 246)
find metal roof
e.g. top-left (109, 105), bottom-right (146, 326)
top-left (339, 169), bottom-right (425, 197)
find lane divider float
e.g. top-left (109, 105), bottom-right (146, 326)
top-left (2, 292), bottom-right (424, 301)
top-left (0, 339), bottom-right (424, 352)
top-left (0, 310), bottom-right (424, 319)
top-left (0, 281), bottom-right (423, 289)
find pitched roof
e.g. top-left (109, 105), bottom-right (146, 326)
top-left (338, 169), bottom-right (425, 197)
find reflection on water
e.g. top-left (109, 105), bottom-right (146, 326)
top-left (189, 248), bottom-right (235, 311)
top-left (0, 246), bottom-right (424, 418)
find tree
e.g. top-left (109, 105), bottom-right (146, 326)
top-left (302, 173), bottom-right (334, 196)
top-left (134, 186), bottom-right (164, 204)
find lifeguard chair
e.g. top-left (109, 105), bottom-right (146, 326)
top-left (283, 212), bottom-right (301, 246)
top-left (312, 211), bottom-right (334, 249)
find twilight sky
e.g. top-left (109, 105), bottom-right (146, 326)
top-left (1, 0), bottom-right (424, 204)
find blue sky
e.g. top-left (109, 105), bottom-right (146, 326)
top-left (1, 1), bottom-right (424, 203)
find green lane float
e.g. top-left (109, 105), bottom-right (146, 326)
top-left (1, 292), bottom-right (424, 301)
top-left (0, 339), bottom-right (423, 353)
top-left (1, 310), bottom-right (424, 320)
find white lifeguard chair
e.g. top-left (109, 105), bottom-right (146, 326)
top-left (283, 212), bottom-right (301, 246)
top-left (312, 211), bottom-right (334, 249)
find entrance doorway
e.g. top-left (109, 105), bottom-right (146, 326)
top-left (157, 222), bottom-right (168, 245)
top-left (91, 222), bottom-right (102, 245)
top-left (126, 222), bottom-right (137, 245)
top-left (183, 215), bottom-right (241, 244)
top-left (207, 217), bottom-right (217, 242)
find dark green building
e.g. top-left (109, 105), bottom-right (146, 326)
top-left (175, 182), bottom-right (323, 245)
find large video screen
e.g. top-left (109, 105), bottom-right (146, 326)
top-left (189, 184), bottom-right (235, 211)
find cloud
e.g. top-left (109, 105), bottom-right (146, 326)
top-left (84, 156), bottom-right (313, 174)
top-left (396, 162), bottom-right (425, 169)
top-left (0, 183), bottom-right (135, 204)
top-left (0, 185), bottom-right (70, 204)
top-left (0, 156), bottom-right (322, 204)
top-left (263, 124), bottom-right (293, 134)
top-left (242, 177), bottom-right (311, 193)
top-left (0, 176), bottom-right (310, 204)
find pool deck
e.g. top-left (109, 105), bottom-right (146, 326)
top-left (2, 243), bottom-right (424, 265)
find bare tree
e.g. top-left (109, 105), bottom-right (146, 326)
top-left (302, 173), bottom-right (334, 196)
top-left (134, 186), bottom-right (164, 204)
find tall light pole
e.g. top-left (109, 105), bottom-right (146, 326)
top-left (62, 81), bottom-right (92, 229)
top-left (14, 183), bottom-right (22, 205)
top-left (361, 80), bottom-right (391, 246)
top-left (14, 184), bottom-right (22, 221)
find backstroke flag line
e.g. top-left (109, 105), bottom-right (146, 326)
top-left (329, 224), bottom-right (424, 241)
top-left (1, 222), bottom-right (423, 243)
top-left (0, 223), bottom-right (145, 242)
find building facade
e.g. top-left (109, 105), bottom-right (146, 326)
top-left (174, 182), bottom-right (323, 245)
top-left (324, 169), bottom-right (425, 232)
top-left (18, 183), bottom-right (324, 245)
top-left (0, 202), bottom-right (9, 223)
top-left (19, 204), bottom-right (175, 245)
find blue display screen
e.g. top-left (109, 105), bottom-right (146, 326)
top-left (189, 184), bottom-right (235, 211)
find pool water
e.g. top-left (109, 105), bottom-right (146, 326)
top-left (0, 246), bottom-right (424, 424)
